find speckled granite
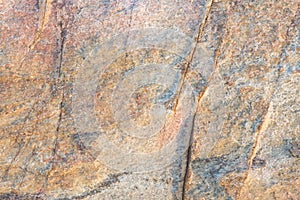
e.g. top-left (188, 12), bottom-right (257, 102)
top-left (0, 0), bottom-right (299, 199)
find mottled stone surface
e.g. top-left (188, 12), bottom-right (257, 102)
top-left (0, 0), bottom-right (299, 199)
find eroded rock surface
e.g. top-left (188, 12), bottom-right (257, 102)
top-left (0, 0), bottom-right (299, 199)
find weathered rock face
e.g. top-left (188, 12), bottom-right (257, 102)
top-left (0, 0), bottom-right (299, 199)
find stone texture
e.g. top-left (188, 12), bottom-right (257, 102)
top-left (0, 0), bottom-right (299, 200)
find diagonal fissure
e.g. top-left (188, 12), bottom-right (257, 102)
top-left (180, 0), bottom-right (214, 199)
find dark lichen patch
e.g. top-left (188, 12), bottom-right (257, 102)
top-left (251, 157), bottom-right (266, 169)
top-left (0, 192), bottom-right (45, 200)
top-left (71, 132), bottom-right (99, 151)
top-left (189, 145), bottom-right (251, 198)
top-left (284, 139), bottom-right (300, 158)
top-left (60, 172), bottom-right (129, 200)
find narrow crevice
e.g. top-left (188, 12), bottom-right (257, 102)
top-left (180, 1), bottom-right (214, 199)
top-left (236, 103), bottom-right (271, 199)
top-left (237, 7), bottom-right (299, 199)
top-left (181, 86), bottom-right (208, 200)
top-left (44, 12), bottom-right (67, 187)
top-left (57, 21), bottom-right (66, 78)
top-left (52, 19), bottom-right (66, 159)
top-left (172, 0), bottom-right (214, 113)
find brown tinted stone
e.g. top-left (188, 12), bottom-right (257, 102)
top-left (1, 0), bottom-right (299, 199)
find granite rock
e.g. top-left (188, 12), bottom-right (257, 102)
top-left (0, 0), bottom-right (299, 199)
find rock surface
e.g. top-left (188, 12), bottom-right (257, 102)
top-left (0, 0), bottom-right (299, 199)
